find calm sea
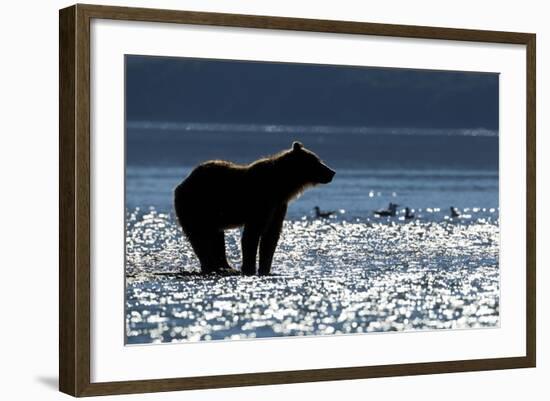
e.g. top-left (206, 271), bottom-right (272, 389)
top-left (124, 126), bottom-right (500, 344)
top-left (126, 127), bottom-right (498, 221)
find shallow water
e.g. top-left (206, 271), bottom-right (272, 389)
top-left (126, 167), bottom-right (498, 222)
top-left (126, 209), bottom-right (499, 344)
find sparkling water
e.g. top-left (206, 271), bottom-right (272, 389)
top-left (125, 133), bottom-right (499, 344)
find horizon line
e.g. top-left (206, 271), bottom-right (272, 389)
top-left (126, 121), bottom-right (498, 137)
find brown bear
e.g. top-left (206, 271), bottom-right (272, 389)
top-left (174, 141), bottom-right (335, 276)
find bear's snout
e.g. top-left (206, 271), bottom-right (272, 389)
top-left (319, 165), bottom-right (336, 184)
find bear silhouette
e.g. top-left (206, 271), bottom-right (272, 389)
top-left (174, 141), bottom-right (335, 275)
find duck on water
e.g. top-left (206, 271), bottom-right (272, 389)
top-left (314, 206), bottom-right (336, 219)
top-left (374, 202), bottom-right (399, 217)
top-left (450, 206), bottom-right (461, 218)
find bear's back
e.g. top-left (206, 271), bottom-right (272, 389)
top-left (176, 160), bottom-right (248, 200)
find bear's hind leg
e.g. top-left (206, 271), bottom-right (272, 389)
top-left (186, 230), bottom-right (219, 275)
top-left (213, 230), bottom-right (235, 272)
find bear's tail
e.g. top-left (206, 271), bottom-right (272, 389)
top-left (173, 183), bottom-right (188, 230)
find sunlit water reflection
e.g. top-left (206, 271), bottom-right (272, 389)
top-left (126, 208), bottom-right (499, 344)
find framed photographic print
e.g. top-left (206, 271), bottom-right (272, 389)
top-left (59, 4), bottom-right (536, 397)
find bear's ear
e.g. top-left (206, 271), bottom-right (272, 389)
top-left (292, 141), bottom-right (304, 151)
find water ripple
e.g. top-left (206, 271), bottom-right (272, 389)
top-left (126, 208), bottom-right (499, 344)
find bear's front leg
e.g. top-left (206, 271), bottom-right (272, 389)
top-left (259, 205), bottom-right (287, 276)
top-left (241, 224), bottom-right (261, 276)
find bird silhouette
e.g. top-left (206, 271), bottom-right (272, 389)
top-left (405, 207), bottom-right (415, 219)
top-left (374, 203), bottom-right (399, 217)
top-left (314, 206), bottom-right (335, 219)
top-left (450, 206), bottom-right (461, 218)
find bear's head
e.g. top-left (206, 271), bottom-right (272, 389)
top-left (288, 141), bottom-right (335, 185)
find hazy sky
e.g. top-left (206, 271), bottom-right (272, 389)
top-left (126, 55), bottom-right (498, 131)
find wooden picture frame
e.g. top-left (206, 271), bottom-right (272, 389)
top-left (59, 3), bottom-right (536, 397)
